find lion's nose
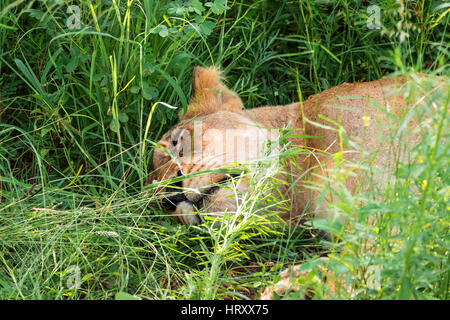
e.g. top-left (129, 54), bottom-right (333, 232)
top-left (162, 168), bottom-right (190, 209)
top-left (162, 189), bottom-right (188, 209)
top-left (162, 176), bottom-right (186, 209)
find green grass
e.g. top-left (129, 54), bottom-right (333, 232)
top-left (0, 0), bottom-right (448, 299)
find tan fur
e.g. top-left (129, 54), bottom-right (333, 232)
top-left (151, 66), bottom-right (445, 224)
top-left (181, 66), bottom-right (244, 119)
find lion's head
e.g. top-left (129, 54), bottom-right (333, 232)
top-left (151, 67), bottom-right (279, 224)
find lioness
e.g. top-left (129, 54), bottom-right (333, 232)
top-left (151, 66), bottom-right (440, 225)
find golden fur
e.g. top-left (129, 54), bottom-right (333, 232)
top-left (151, 66), bottom-right (441, 225)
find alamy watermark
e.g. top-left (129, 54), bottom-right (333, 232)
top-left (166, 120), bottom-right (280, 167)
top-left (366, 265), bottom-right (381, 290)
top-left (66, 265), bottom-right (81, 289)
top-left (63, 4), bottom-right (382, 33)
top-left (66, 5), bottom-right (81, 30)
top-left (367, 5), bottom-right (382, 30)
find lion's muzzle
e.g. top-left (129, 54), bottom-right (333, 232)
top-left (161, 175), bottom-right (238, 224)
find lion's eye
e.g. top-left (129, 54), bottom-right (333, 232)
top-left (171, 128), bottom-right (185, 147)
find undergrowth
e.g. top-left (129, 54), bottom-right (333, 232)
top-left (0, 0), bottom-right (448, 299)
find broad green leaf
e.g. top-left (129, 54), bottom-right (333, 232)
top-left (115, 292), bottom-right (139, 300)
top-left (109, 120), bottom-right (120, 132)
top-left (118, 112), bottom-right (129, 123)
top-left (130, 86), bottom-right (140, 94)
top-left (66, 57), bottom-right (78, 73)
top-left (142, 85), bottom-right (159, 100)
top-left (191, 0), bottom-right (205, 14)
top-left (200, 20), bottom-right (216, 36)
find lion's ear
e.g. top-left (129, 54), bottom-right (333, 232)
top-left (180, 66), bottom-right (243, 119)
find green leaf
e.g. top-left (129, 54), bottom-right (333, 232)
top-left (159, 28), bottom-right (169, 37)
top-left (153, 66), bottom-right (188, 111)
top-left (130, 86), bottom-right (140, 94)
top-left (287, 134), bottom-right (321, 139)
top-left (23, 9), bottom-right (45, 20)
top-left (109, 120), bottom-right (120, 133)
top-left (167, 1), bottom-right (185, 16)
top-left (199, 20), bottom-right (216, 36)
top-left (153, 25), bottom-right (169, 37)
top-left (151, 25), bottom-right (169, 37)
top-left (183, 24), bottom-right (199, 35)
top-left (92, 73), bottom-right (103, 82)
top-left (205, 0), bottom-right (230, 14)
top-left (66, 56), bottom-right (78, 73)
top-left (170, 51), bottom-right (191, 72)
top-left (100, 76), bottom-right (108, 86)
top-left (115, 292), bottom-right (140, 300)
top-left (191, 0), bottom-right (205, 14)
top-left (194, 15), bottom-right (204, 24)
top-left (40, 126), bottom-right (53, 137)
top-left (118, 112), bottom-right (129, 123)
top-left (40, 148), bottom-right (50, 158)
top-left (0, 23), bottom-right (17, 31)
top-left (142, 84), bottom-right (159, 100)
top-left (81, 273), bottom-right (94, 282)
